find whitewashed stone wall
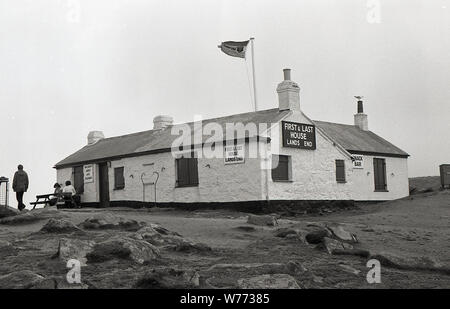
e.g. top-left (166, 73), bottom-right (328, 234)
top-left (349, 155), bottom-right (409, 200)
top-left (266, 111), bottom-right (354, 201)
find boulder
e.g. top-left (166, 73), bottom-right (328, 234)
top-left (54, 238), bottom-right (95, 266)
top-left (370, 252), bottom-right (449, 274)
top-left (237, 274), bottom-right (301, 289)
top-left (325, 224), bottom-right (357, 243)
top-left (134, 267), bottom-right (200, 289)
top-left (86, 236), bottom-right (160, 264)
top-left (40, 219), bottom-right (84, 234)
top-left (206, 262), bottom-right (307, 275)
top-left (274, 227), bottom-right (302, 238)
top-left (247, 214), bottom-right (277, 227)
top-left (0, 206), bottom-right (20, 218)
top-left (78, 214), bottom-right (145, 231)
top-left (319, 237), bottom-right (354, 254)
top-left (134, 225), bottom-right (210, 252)
top-left (0, 270), bottom-right (45, 289)
top-left (305, 229), bottom-right (330, 244)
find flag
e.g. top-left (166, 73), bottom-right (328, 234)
top-left (218, 40), bottom-right (249, 58)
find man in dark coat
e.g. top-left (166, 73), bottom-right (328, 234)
top-left (12, 164), bottom-right (29, 211)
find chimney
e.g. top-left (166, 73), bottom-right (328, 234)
top-left (153, 115), bottom-right (174, 130)
top-left (87, 131), bottom-right (105, 145)
top-left (354, 98), bottom-right (368, 131)
top-left (277, 68), bottom-right (300, 112)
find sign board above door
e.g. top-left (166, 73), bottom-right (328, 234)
top-left (282, 121), bottom-right (316, 150)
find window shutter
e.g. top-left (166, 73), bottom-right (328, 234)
top-left (335, 160), bottom-right (345, 182)
top-left (272, 155), bottom-right (289, 181)
top-left (114, 167), bottom-right (125, 189)
top-left (188, 158), bottom-right (199, 185)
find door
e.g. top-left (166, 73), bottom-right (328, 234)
top-left (373, 158), bottom-right (387, 191)
top-left (98, 162), bottom-right (110, 207)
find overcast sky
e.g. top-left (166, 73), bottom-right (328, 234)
top-left (0, 0), bottom-right (449, 206)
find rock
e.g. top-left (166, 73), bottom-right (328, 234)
top-left (274, 227), bottom-right (300, 238)
top-left (247, 214), bottom-right (278, 226)
top-left (0, 206), bottom-right (20, 218)
top-left (319, 237), bottom-right (353, 254)
top-left (332, 248), bottom-right (371, 258)
top-left (370, 252), bottom-right (450, 274)
top-left (86, 236), bottom-right (160, 264)
top-left (0, 270), bottom-right (45, 289)
top-left (78, 214), bottom-right (145, 231)
top-left (305, 229), bottom-right (330, 244)
top-left (234, 226), bottom-right (256, 232)
top-left (134, 225), bottom-right (210, 252)
top-left (0, 208), bottom-right (63, 225)
top-left (134, 267), bottom-right (200, 289)
top-left (40, 219), bottom-right (84, 234)
top-left (54, 238), bottom-right (95, 266)
top-left (325, 224), bottom-right (357, 243)
top-left (237, 274), bottom-right (301, 289)
top-left (0, 240), bottom-right (12, 249)
top-left (339, 264), bottom-right (361, 275)
top-left (31, 277), bottom-right (89, 289)
top-left (206, 262), bottom-right (306, 275)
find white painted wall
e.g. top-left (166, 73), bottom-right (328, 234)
top-left (349, 155), bottom-right (409, 200)
top-left (266, 111), bottom-right (354, 201)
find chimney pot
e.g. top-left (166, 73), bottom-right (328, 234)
top-left (283, 68), bottom-right (291, 81)
top-left (357, 100), bottom-right (364, 113)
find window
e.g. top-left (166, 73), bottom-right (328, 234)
top-left (373, 158), bottom-right (387, 191)
top-left (335, 160), bottom-right (346, 183)
top-left (271, 155), bottom-right (291, 181)
top-left (114, 167), bottom-right (125, 190)
top-left (73, 166), bottom-right (84, 194)
top-left (176, 153), bottom-right (199, 187)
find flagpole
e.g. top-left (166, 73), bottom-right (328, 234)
top-left (250, 37), bottom-right (258, 111)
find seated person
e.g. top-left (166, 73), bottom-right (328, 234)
top-left (49, 183), bottom-right (63, 206)
top-left (62, 180), bottom-right (81, 207)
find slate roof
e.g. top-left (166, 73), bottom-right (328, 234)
top-left (313, 120), bottom-right (409, 157)
top-left (55, 108), bottom-right (408, 168)
top-left (55, 108), bottom-right (290, 168)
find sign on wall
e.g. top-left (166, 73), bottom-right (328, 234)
top-left (224, 144), bottom-right (245, 164)
top-left (282, 121), bottom-right (316, 150)
top-left (352, 155), bottom-right (364, 169)
top-left (83, 164), bottom-right (94, 183)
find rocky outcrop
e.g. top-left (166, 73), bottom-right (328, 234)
top-left (86, 236), bottom-right (160, 264)
top-left (134, 225), bottom-right (211, 253)
top-left (54, 238), bottom-right (95, 266)
top-left (40, 219), bottom-right (84, 234)
top-left (0, 270), bottom-right (45, 289)
top-left (78, 214), bottom-right (145, 231)
top-left (247, 214), bottom-right (278, 227)
top-left (31, 277), bottom-right (89, 289)
top-left (134, 267), bottom-right (200, 289)
top-left (370, 252), bottom-right (450, 274)
top-left (238, 274), bottom-right (301, 289)
top-left (0, 208), bottom-right (63, 225)
top-left (305, 229), bottom-right (331, 244)
top-left (0, 206), bottom-right (20, 218)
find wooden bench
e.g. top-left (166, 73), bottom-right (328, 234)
top-left (30, 194), bottom-right (54, 209)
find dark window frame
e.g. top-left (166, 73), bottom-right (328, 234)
top-left (73, 165), bottom-right (84, 194)
top-left (271, 154), bottom-right (291, 182)
top-left (335, 159), bottom-right (346, 183)
top-left (373, 158), bottom-right (388, 192)
top-left (114, 167), bottom-right (125, 190)
top-left (175, 152), bottom-right (199, 188)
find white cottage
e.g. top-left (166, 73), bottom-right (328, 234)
top-left (55, 69), bottom-right (409, 209)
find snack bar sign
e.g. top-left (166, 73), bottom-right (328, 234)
top-left (282, 121), bottom-right (316, 150)
top-left (83, 164), bottom-right (94, 183)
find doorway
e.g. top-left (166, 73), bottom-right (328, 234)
top-left (98, 162), bottom-right (110, 207)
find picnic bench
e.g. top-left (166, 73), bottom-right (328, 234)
top-left (30, 193), bottom-right (80, 209)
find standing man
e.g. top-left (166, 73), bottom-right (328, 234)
top-left (12, 164), bottom-right (29, 211)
